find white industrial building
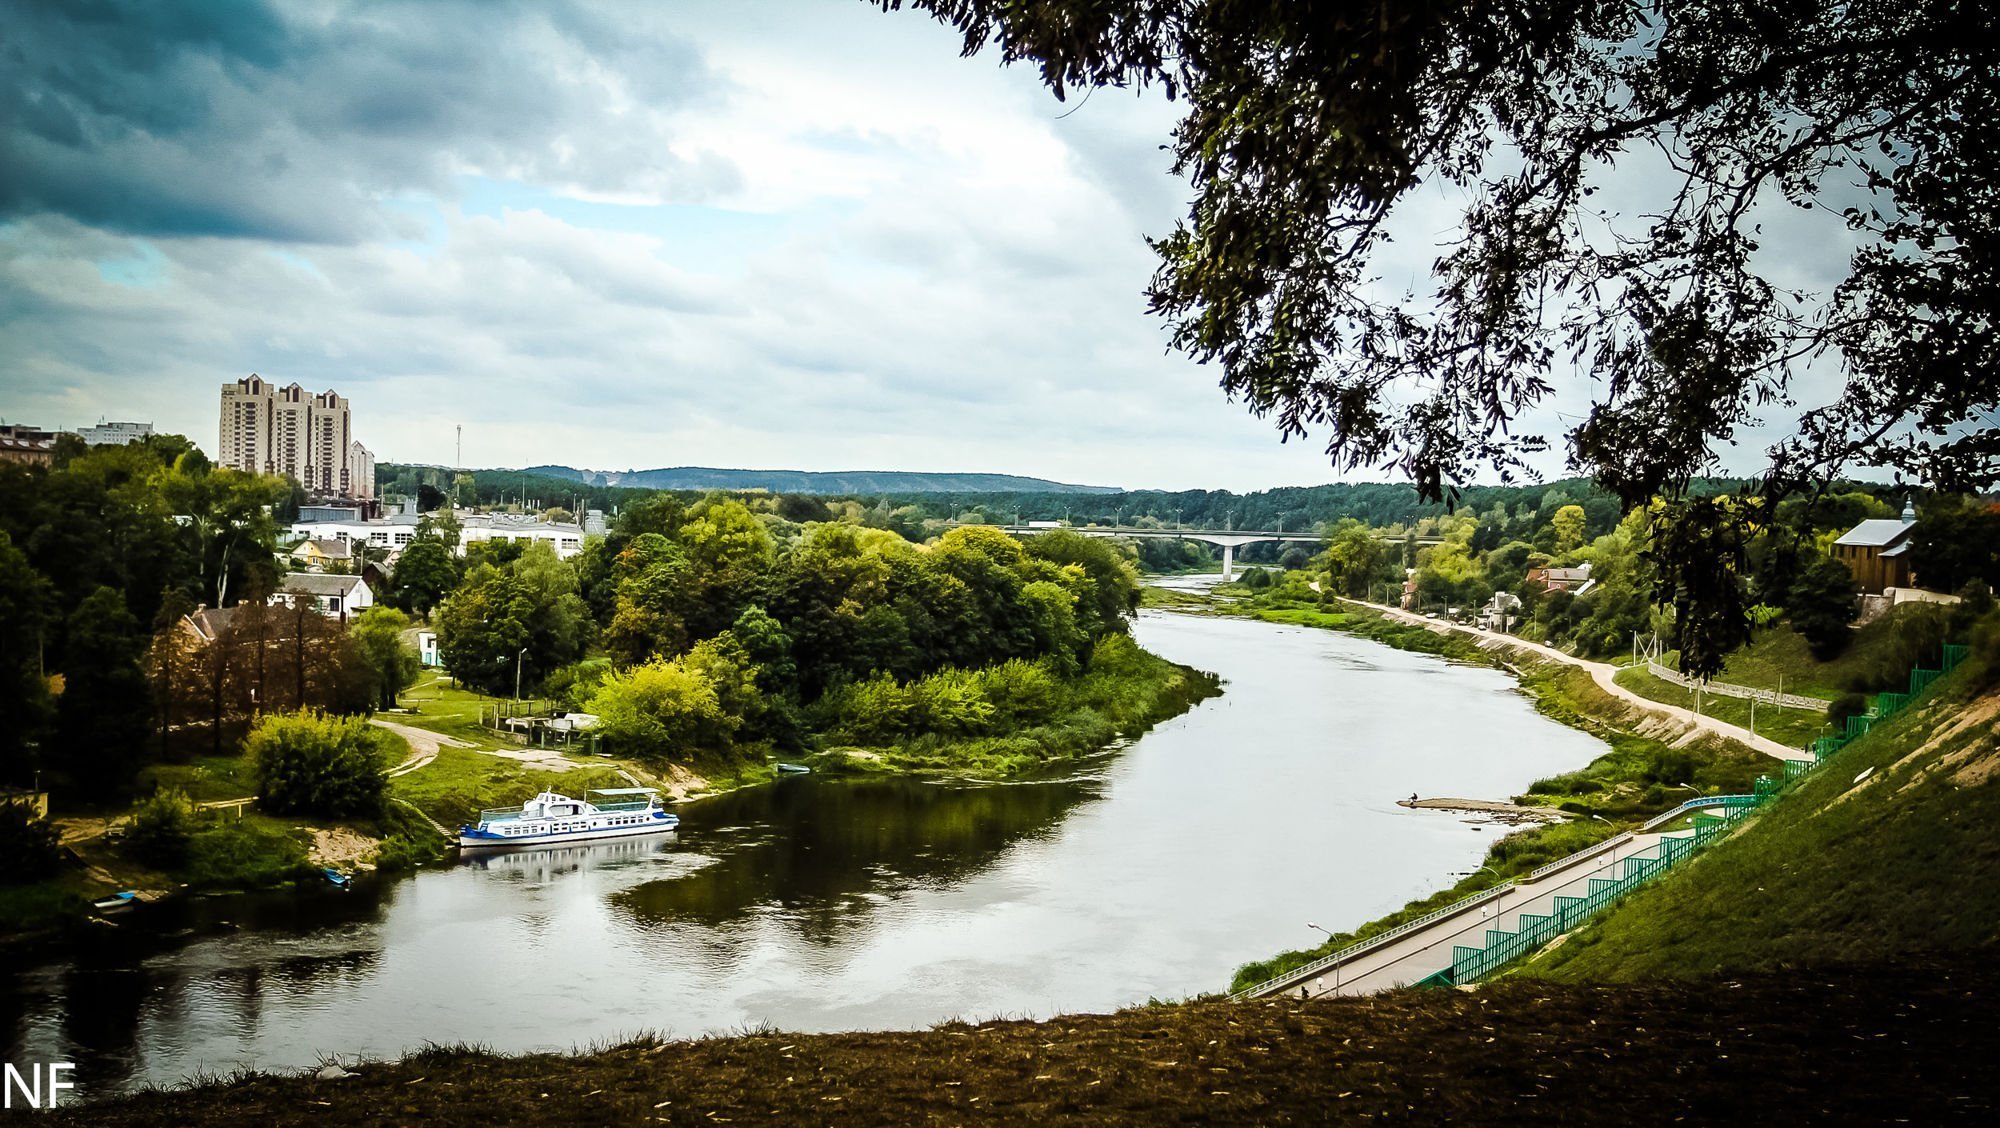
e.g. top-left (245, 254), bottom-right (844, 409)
top-left (287, 508), bottom-right (605, 560)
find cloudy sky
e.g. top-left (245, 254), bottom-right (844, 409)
top-left (0, 0), bottom-right (1852, 492)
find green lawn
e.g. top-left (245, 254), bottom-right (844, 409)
top-left (388, 746), bottom-right (632, 827)
top-left (1612, 667), bottom-right (1831, 751)
top-left (138, 753), bottom-right (260, 804)
top-left (1527, 656), bottom-right (2000, 981)
top-left (391, 674), bottom-right (538, 751)
top-left (1713, 608), bottom-right (1960, 700)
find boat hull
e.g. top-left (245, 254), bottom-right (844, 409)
top-left (457, 814), bottom-right (680, 850)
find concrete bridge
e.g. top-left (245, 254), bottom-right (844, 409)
top-left (992, 523), bottom-right (1444, 579)
top-left (996, 524), bottom-right (1325, 579)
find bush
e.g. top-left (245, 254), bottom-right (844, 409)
top-left (1641, 748), bottom-right (1696, 786)
top-left (585, 656), bottom-right (735, 760)
top-left (545, 658), bottom-right (613, 711)
top-left (249, 711), bottom-right (390, 818)
top-left (0, 802), bottom-right (62, 885)
top-left (1787, 555), bottom-right (1861, 660)
top-left (183, 820), bottom-right (315, 890)
top-left (127, 788), bottom-right (198, 867)
top-left (1827, 692), bottom-right (1869, 729)
top-left (972, 659), bottom-right (1062, 728)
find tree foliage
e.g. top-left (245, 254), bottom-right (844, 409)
top-left (883, 0), bottom-right (2000, 673)
top-left (0, 801), bottom-right (62, 885)
top-left (248, 711), bottom-right (389, 819)
top-left (1909, 501), bottom-right (2000, 593)
top-left (1787, 554), bottom-right (1861, 660)
top-left (434, 542), bottom-right (592, 695)
top-left (351, 607), bottom-right (420, 710)
top-left (585, 656), bottom-right (735, 761)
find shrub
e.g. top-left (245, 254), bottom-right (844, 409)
top-left (0, 802), bottom-right (62, 885)
top-left (249, 711), bottom-right (389, 818)
top-left (972, 659), bottom-right (1061, 727)
top-left (1827, 692), bottom-right (1870, 729)
top-left (1642, 748), bottom-right (1696, 786)
top-left (906, 669), bottom-right (995, 736)
top-left (545, 658), bottom-right (614, 711)
top-left (585, 657), bottom-right (735, 760)
top-left (183, 820), bottom-right (315, 890)
top-left (127, 788), bottom-right (198, 867)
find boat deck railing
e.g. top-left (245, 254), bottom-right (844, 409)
top-left (476, 805), bottom-right (525, 823)
top-left (593, 800), bottom-right (656, 813)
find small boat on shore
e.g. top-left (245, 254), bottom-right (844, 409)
top-left (457, 788), bottom-right (679, 849)
top-left (92, 891), bottom-right (138, 912)
top-left (776, 763), bottom-right (812, 775)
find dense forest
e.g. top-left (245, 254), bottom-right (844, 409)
top-left (1, 438), bottom-right (1169, 797)
top-left (0, 436), bottom-right (417, 794)
top-left (12, 438), bottom-right (1997, 801)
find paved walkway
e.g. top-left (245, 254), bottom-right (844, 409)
top-left (1273, 829), bottom-right (1682, 999)
top-left (369, 718), bottom-right (466, 777)
top-left (1340, 598), bottom-right (1804, 761)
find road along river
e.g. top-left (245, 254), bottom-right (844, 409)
top-left (2, 607), bottom-right (1608, 1093)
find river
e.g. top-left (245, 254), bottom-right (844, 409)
top-left (2, 607), bottom-right (1609, 1094)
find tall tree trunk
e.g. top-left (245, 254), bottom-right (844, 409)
top-left (210, 644), bottom-right (224, 757)
top-left (294, 602), bottom-right (307, 707)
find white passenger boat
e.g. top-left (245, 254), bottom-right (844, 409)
top-left (457, 788), bottom-right (679, 849)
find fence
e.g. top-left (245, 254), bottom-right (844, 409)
top-left (1229, 884), bottom-right (1516, 1001)
top-left (1811, 644), bottom-right (1969, 760)
top-left (1641, 659), bottom-right (1828, 711)
top-left (1425, 642), bottom-right (1969, 989)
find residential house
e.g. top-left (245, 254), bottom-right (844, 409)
top-left (1479, 591), bottom-right (1523, 632)
top-left (288, 538), bottom-right (354, 572)
top-left (1527, 562), bottom-right (1593, 593)
top-left (273, 573), bottom-right (373, 617)
top-left (0, 424), bottom-right (57, 466)
top-left (1833, 500), bottom-right (1917, 594)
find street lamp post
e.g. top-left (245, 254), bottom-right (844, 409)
top-left (1306, 922), bottom-right (1343, 992)
top-left (515, 647), bottom-right (528, 703)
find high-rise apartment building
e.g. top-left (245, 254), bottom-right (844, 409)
top-left (219, 374), bottom-right (372, 497)
top-left (349, 439), bottom-right (375, 500)
top-left (307, 389), bottom-right (351, 493)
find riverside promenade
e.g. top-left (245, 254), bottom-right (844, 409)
top-left (1275, 825), bottom-right (1683, 999)
top-left (1244, 602), bottom-right (1807, 1001)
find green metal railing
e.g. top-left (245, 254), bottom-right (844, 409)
top-left (1427, 640), bottom-right (1969, 988)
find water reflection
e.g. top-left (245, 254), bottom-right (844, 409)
top-left (618, 775), bottom-right (1101, 934)
top-left (3, 610), bottom-right (1615, 1094)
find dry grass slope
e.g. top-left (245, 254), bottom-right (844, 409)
top-left (59, 965), bottom-right (2000, 1126)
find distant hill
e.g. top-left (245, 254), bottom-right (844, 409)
top-left (518, 465), bottom-right (1121, 495)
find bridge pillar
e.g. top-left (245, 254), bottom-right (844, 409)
top-left (1221, 543), bottom-right (1234, 580)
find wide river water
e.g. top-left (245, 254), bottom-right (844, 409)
top-left (4, 605), bottom-right (1609, 1094)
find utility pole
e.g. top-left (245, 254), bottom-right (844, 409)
top-left (515, 647), bottom-right (528, 702)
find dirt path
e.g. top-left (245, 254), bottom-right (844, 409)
top-left (368, 718), bottom-right (468, 777)
top-left (1340, 598), bottom-right (1806, 761)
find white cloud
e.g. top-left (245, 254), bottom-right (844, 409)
top-left (0, 0), bottom-right (1601, 492)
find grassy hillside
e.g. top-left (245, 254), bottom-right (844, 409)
top-left (1526, 651), bottom-right (2000, 980)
